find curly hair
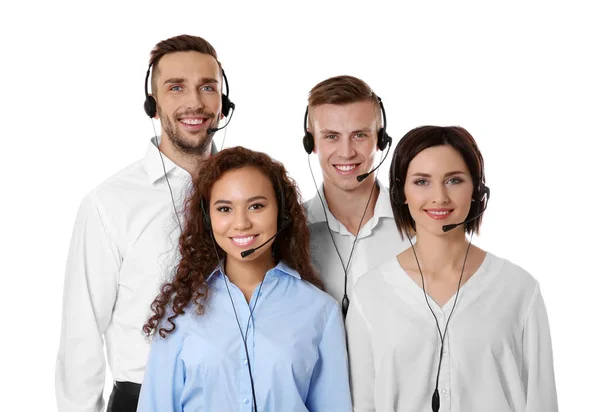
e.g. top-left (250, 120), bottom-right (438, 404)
top-left (143, 146), bottom-right (323, 338)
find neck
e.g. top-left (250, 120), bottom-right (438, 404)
top-left (224, 252), bottom-right (276, 292)
top-left (411, 228), bottom-right (472, 279)
top-left (323, 176), bottom-right (379, 235)
top-left (158, 135), bottom-right (212, 176)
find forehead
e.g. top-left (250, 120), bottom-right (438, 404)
top-left (155, 51), bottom-right (221, 83)
top-left (210, 167), bottom-right (275, 199)
top-left (408, 145), bottom-right (470, 175)
top-left (311, 100), bottom-right (378, 130)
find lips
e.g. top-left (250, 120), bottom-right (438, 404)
top-left (424, 208), bottom-right (454, 220)
top-left (333, 163), bottom-right (359, 175)
top-left (230, 235), bottom-right (258, 247)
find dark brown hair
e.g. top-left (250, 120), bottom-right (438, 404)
top-left (149, 34), bottom-right (221, 94)
top-left (389, 126), bottom-right (487, 238)
top-left (307, 75), bottom-right (381, 129)
top-left (143, 146), bottom-right (323, 338)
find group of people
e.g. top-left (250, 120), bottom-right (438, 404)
top-left (55, 34), bottom-right (558, 412)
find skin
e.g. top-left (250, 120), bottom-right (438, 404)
top-left (310, 100), bottom-right (381, 235)
top-left (396, 145), bottom-right (486, 307)
top-left (152, 51), bottom-right (224, 174)
top-left (209, 167), bottom-right (279, 302)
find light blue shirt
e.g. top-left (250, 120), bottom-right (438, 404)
top-left (137, 261), bottom-right (351, 412)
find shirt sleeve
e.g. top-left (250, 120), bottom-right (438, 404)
top-left (137, 327), bottom-right (186, 412)
top-left (346, 297), bottom-right (376, 412)
top-left (55, 194), bottom-right (121, 412)
top-left (522, 282), bottom-right (558, 412)
top-left (305, 303), bottom-right (352, 412)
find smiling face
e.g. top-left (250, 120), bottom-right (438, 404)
top-left (153, 51), bottom-right (223, 156)
top-left (208, 167), bottom-right (279, 264)
top-left (311, 100), bottom-right (380, 192)
top-left (403, 145), bottom-right (475, 236)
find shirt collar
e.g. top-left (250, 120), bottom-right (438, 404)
top-left (306, 180), bottom-right (395, 226)
top-left (205, 260), bottom-right (302, 283)
top-left (143, 136), bottom-right (218, 184)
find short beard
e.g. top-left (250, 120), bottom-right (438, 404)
top-left (159, 108), bottom-right (215, 156)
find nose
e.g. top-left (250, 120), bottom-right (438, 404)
top-left (233, 208), bottom-right (252, 230)
top-left (338, 136), bottom-right (357, 159)
top-left (186, 88), bottom-right (205, 110)
top-left (432, 182), bottom-right (450, 204)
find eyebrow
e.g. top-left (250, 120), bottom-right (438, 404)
top-left (411, 171), bottom-right (468, 178)
top-left (212, 195), bottom-right (268, 206)
top-left (319, 127), bottom-right (372, 135)
top-left (163, 77), bottom-right (219, 85)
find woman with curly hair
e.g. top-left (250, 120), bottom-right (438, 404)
top-left (137, 146), bottom-right (351, 412)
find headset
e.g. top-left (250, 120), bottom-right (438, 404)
top-left (389, 135), bottom-right (490, 412)
top-left (303, 95), bottom-right (391, 318)
top-left (143, 62), bottom-right (235, 121)
top-left (389, 139), bottom-right (490, 232)
top-left (200, 175), bottom-right (291, 252)
top-left (302, 96), bottom-right (391, 154)
top-left (200, 174), bottom-right (291, 412)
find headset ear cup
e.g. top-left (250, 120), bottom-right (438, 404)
top-left (144, 95), bottom-right (157, 118)
top-left (221, 94), bottom-right (233, 118)
top-left (377, 129), bottom-right (392, 151)
top-left (201, 199), bottom-right (212, 231)
top-left (390, 184), bottom-right (402, 205)
top-left (303, 132), bottom-right (314, 154)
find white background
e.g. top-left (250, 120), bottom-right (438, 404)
top-left (1, 0), bottom-right (598, 410)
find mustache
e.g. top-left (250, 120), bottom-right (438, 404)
top-left (176, 109), bottom-right (215, 119)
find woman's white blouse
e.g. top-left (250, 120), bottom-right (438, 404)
top-left (346, 252), bottom-right (558, 412)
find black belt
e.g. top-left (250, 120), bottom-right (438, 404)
top-left (114, 381), bottom-right (141, 398)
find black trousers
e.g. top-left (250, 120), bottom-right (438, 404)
top-left (107, 381), bottom-right (141, 412)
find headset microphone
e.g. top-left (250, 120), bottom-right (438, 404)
top-left (356, 142), bottom-right (392, 182)
top-left (207, 102), bottom-right (236, 135)
top-left (240, 219), bottom-right (290, 258)
top-left (441, 186), bottom-right (490, 232)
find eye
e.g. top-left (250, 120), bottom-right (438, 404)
top-left (216, 206), bottom-right (231, 213)
top-left (200, 85), bottom-right (216, 92)
top-left (170, 85), bottom-right (183, 91)
top-left (447, 176), bottom-right (464, 184)
top-left (248, 203), bottom-right (265, 211)
top-left (354, 132), bottom-right (367, 139)
top-left (414, 178), bottom-right (428, 186)
top-left (325, 134), bottom-right (337, 140)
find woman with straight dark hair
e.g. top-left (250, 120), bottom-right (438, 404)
top-left (137, 146), bottom-right (351, 412)
top-left (347, 126), bottom-right (557, 411)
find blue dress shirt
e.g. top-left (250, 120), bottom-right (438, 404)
top-left (137, 261), bottom-right (351, 412)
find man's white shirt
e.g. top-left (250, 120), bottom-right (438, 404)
top-left (304, 182), bottom-right (411, 305)
top-left (55, 137), bottom-right (205, 412)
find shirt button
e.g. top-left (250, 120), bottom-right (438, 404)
top-left (243, 398), bottom-right (249, 404)
top-left (243, 359), bottom-right (248, 365)
top-left (441, 388), bottom-right (449, 396)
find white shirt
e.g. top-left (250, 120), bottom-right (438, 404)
top-left (346, 252), bottom-right (558, 412)
top-left (55, 138), bottom-right (209, 412)
top-left (304, 182), bottom-right (411, 305)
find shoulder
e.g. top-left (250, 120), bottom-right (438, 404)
top-left (303, 193), bottom-right (326, 226)
top-left (89, 159), bottom-right (147, 201)
top-left (77, 157), bottom-right (146, 211)
top-left (486, 252), bottom-right (538, 290)
top-left (151, 307), bottom-right (196, 345)
top-left (354, 256), bottom-right (400, 297)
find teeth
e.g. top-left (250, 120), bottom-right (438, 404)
top-left (180, 118), bottom-right (205, 125)
top-left (335, 165), bottom-right (356, 171)
top-left (428, 210), bottom-right (450, 215)
top-left (231, 236), bottom-right (255, 246)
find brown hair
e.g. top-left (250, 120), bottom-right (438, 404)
top-left (149, 34), bottom-right (221, 95)
top-left (307, 75), bottom-right (381, 130)
top-left (143, 146), bottom-right (324, 338)
top-left (390, 126), bottom-right (487, 238)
